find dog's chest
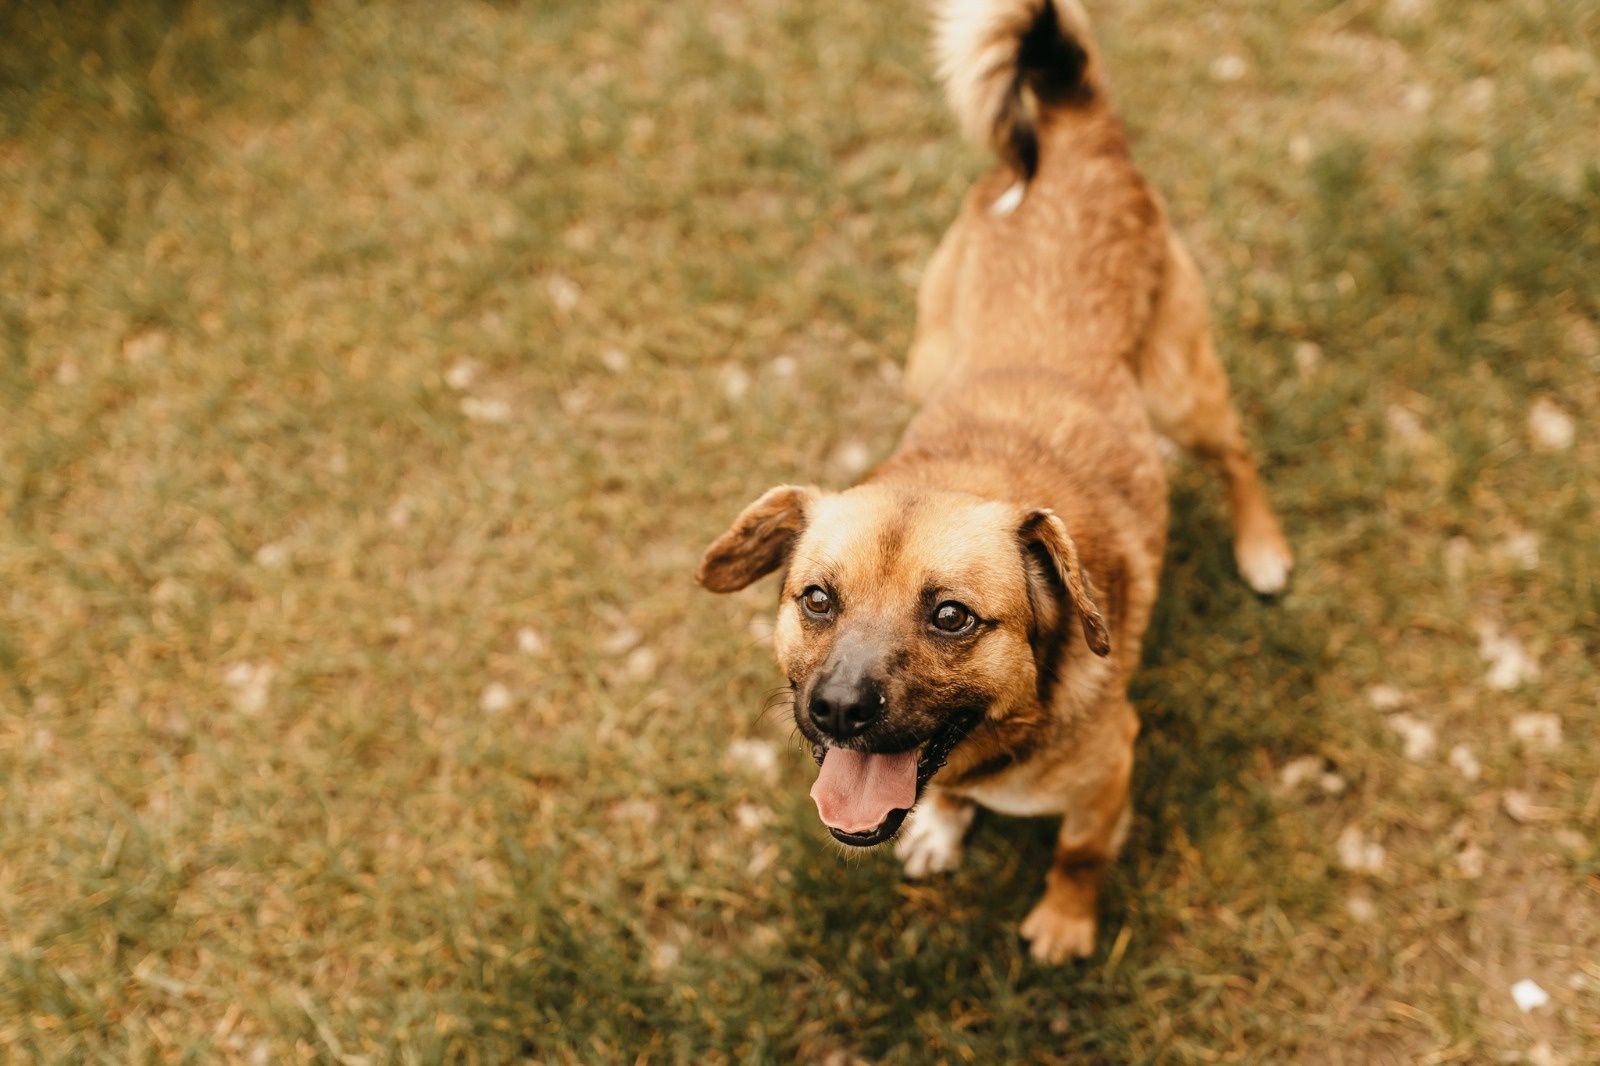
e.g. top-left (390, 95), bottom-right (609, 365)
top-left (956, 771), bottom-right (1067, 817)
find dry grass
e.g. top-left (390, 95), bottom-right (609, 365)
top-left (1, 0), bottom-right (1596, 1062)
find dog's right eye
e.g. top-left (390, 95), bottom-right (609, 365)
top-left (800, 586), bottom-right (833, 618)
top-left (931, 601), bottom-right (976, 635)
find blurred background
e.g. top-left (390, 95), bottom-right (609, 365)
top-left (1, 0), bottom-right (1595, 1061)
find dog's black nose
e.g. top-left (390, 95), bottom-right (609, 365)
top-left (808, 676), bottom-right (884, 740)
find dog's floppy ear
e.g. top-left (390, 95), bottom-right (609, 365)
top-left (1018, 508), bottom-right (1111, 656)
top-left (697, 485), bottom-right (816, 593)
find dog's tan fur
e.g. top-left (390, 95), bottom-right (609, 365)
top-left (698, 0), bottom-right (1291, 962)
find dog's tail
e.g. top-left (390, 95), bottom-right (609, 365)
top-left (933, 0), bottom-right (1103, 180)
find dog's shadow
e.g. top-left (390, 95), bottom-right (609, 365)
top-left (779, 476), bottom-right (1325, 1025)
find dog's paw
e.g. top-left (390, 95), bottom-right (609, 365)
top-left (1020, 901), bottom-right (1097, 963)
top-left (1236, 530), bottom-right (1294, 596)
top-left (895, 800), bottom-right (974, 879)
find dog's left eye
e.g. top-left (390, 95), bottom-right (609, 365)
top-left (800, 585), bottom-right (834, 618)
top-left (930, 601), bottom-right (976, 634)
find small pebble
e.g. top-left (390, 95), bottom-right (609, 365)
top-left (625, 645), bottom-right (659, 679)
top-left (1510, 978), bottom-right (1549, 1013)
top-left (721, 364), bottom-right (752, 402)
top-left (1387, 713), bottom-right (1437, 762)
top-left (546, 274), bottom-right (582, 312)
top-left (445, 359), bottom-right (479, 390)
top-left (1346, 894), bottom-right (1377, 922)
top-left (479, 682), bottom-right (513, 714)
top-left (1367, 684), bottom-right (1405, 710)
top-left (830, 440), bottom-right (874, 479)
top-left (1477, 623), bottom-right (1539, 691)
top-left (600, 624), bottom-right (641, 656)
top-left (1447, 744), bottom-right (1482, 782)
top-left (460, 397), bottom-right (512, 424)
top-left (1337, 826), bottom-right (1385, 873)
top-left (1293, 341), bottom-right (1322, 378)
top-left (1510, 712), bottom-right (1562, 750)
top-left (1278, 756), bottom-right (1324, 791)
top-left (728, 738), bottom-right (780, 783)
top-left (1210, 54), bottom-right (1248, 82)
top-left (1528, 397), bottom-right (1575, 451)
top-left (735, 803), bottom-right (773, 830)
top-left (1502, 790), bottom-right (1540, 823)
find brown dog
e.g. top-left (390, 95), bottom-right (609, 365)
top-left (698, 0), bottom-right (1292, 963)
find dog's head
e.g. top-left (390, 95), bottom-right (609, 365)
top-left (698, 483), bottom-right (1109, 846)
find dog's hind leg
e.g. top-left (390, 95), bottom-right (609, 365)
top-left (1135, 233), bottom-right (1294, 594)
top-left (895, 789), bottom-right (975, 878)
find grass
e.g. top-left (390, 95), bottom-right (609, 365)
top-left (1, 0), bottom-right (1596, 1061)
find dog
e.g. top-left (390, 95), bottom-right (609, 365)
top-left (697, 0), bottom-right (1293, 963)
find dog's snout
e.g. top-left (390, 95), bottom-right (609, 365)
top-left (807, 636), bottom-right (887, 740)
top-left (808, 674), bottom-right (885, 739)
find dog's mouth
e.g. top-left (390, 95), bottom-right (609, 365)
top-left (806, 709), bottom-right (982, 847)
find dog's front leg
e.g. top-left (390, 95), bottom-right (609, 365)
top-left (895, 789), bottom-right (975, 878)
top-left (1020, 750), bottom-right (1133, 963)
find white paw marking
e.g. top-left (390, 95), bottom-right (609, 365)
top-left (895, 801), bottom-right (974, 879)
top-left (1237, 537), bottom-right (1293, 595)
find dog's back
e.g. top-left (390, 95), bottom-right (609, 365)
top-left (909, 0), bottom-right (1169, 409)
top-left (884, 0), bottom-right (1175, 676)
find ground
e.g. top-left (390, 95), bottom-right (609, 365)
top-left (0, 0), bottom-right (1596, 1062)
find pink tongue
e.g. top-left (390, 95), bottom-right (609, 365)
top-left (809, 748), bottom-right (919, 834)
